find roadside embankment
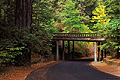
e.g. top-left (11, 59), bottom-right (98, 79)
top-left (103, 57), bottom-right (120, 66)
top-left (91, 57), bottom-right (120, 77)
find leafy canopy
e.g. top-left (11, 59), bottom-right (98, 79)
top-left (54, 0), bottom-right (91, 33)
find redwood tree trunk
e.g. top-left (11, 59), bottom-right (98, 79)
top-left (15, 0), bottom-right (32, 66)
top-left (16, 0), bottom-right (32, 28)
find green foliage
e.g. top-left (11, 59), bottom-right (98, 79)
top-left (0, 47), bottom-right (24, 63)
top-left (53, 0), bottom-right (91, 33)
top-left (31, 0), bottom-right (55, 54)
top-left (27, 25), bottom-right (53, 54)
top-left (91, 4), bottom-right (111, 31)
top-left (0, 0), bottom-right (54, 64)
top-left (97, 19), bottom-right (120, 54)
top-left (76, 0), bottom-right (98, 29)
top-left (91, 0), bottom-right (120, 58)
top-left (32, 0), bottom-right (53, 25)
top-left (103, 0), bottom-right (120, 19)
top-left (91, 0), bottom-right (120, 29)
top-left (0, 27), bottom-right (23, 63)
top-left (0, 25), bottom-right (53, 64)
top-left (0, 0), bottom-right (15, 27)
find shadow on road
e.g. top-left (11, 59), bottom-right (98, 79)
top-left (75, 58), bottom-right (94, 61)
top-left (67, 58), bottom-right (94, 62)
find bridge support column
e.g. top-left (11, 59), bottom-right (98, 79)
top-left (72, 41), bottom-right (75, 60)
top-left (104, 49), bottom-right (106, 58)
top-left (68, 41), bottom-right (70, 60)
top-left (62, 40), bottom-right (65, 60)
top-left (101, 43), bottom-right (103, 60)
top-left (98, 42), bottom-right (100, 61)
top-left (56, 41), bottom-right (59, 61)
top-left (94, 42), bottom-right (97, 62)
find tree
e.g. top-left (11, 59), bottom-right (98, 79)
top-left (14, 0), bottom-right (32, 66)
top-left (16, 0), bottom-right (32, 29)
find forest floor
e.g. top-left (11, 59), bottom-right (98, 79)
top-left (0, 61), bottom-right (57, 80)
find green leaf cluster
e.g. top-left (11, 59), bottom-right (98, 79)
top-left (53, 0), bottom-right (91, 33)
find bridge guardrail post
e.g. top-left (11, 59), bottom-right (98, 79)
top-left (62, 40), bottom-right (65, 60)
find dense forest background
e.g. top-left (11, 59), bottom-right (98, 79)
top-left (0, 0), bottom-right (120, 66)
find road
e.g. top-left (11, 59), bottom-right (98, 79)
top-left (26, 59), bottom-right (120, 80)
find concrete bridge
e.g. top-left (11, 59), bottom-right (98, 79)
top-left (52, 33), bottom-right (106, 62)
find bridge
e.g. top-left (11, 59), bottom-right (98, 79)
top-left (53, 33), bottom-right (105, 41)
top-left (52, 33), bottom-right (106, 62)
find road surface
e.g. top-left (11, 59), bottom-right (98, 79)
top-left (26, 59), bottom-right (120, 80)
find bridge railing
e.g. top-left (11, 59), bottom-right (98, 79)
top-left (53, 33), bottom-right (101, 38)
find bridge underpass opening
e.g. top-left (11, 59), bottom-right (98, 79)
top-left (55, 40), bottom-right (103, 61)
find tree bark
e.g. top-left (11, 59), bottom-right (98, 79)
top-left (15, 0), bottom-right (32, 28)
top-left (15, 0), bottom-right (32, 66)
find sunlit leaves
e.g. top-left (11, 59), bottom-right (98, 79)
top-left (92, 4), bottom-right (111, 28)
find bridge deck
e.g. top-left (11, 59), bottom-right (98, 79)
top-left (53, 33), bottom-right (105, 42)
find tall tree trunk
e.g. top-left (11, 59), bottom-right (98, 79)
top-left (15, 0), bottom-right (32, 66)
top-left (15, 0), bottom-right (32, 28)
